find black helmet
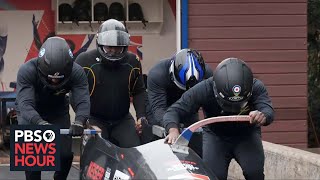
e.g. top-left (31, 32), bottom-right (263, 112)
top-left (37, 37), bottom-right (74, 90)
top-left (129, 3), bottom-right (144, 21)
top-left (59, 3), bottom-right (73, 22)
top-left (213, 58), bottom-right (253, 113)
top-left (109, 2), bottom-right (125, 21)
top-left (169, 49), bottom-right (206, 90)
top-left (72, 0), bottom-right (91, 22)
top-left (96, 19), bottom-right (130, 62)
top-left (94, 2), bottom-right (108, 22)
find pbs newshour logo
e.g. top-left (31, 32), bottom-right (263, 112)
top-left (10, 125), bottom-right (61, 171)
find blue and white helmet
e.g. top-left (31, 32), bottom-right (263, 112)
top-left (169, 48), bottom-right (206, 90)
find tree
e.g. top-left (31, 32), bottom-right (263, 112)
top-left (307, 0), bottom-right (320, 147)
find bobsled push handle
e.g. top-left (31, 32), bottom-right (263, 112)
top-left (152, 125), bottom-right (166, 138)
top-left (60, 129), bottom-right (100, 135)
top-left (171, 115), bottom-right (250, 154)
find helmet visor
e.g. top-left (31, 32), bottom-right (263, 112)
top-left (97, 30), bottom-right (130, 46)
top-left (47, 77), bottom-right (63, 86)
top-left (216, 95), bottom-right (248, 113)
top-left (185, 76), bottom-right (198, 90)
top-left (103, 46), bottom-right (124, 54)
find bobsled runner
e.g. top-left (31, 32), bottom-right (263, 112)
top-left (76, 115), bottom-right (250, 180)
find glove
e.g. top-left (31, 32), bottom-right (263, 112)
top-left (135, 117), bottom-right (148, 135)
top-left (69, 121), bottom-right (84, 136)
top-left (37, 119), bottom-right (51, 125)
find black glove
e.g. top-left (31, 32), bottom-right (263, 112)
top-left (135, 117), bottom-right (148, 135)
top-left (69, 121), bottom-right (84, 136)
top-left (37, 119), bottom-right (51, 125)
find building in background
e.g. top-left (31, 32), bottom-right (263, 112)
top-left (0, 0), bottom-right (309, 148)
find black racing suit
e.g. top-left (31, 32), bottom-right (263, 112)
top-left (163, 77), bottom-right (274, 180)
top-left (16, 58), bottom-right (90, 180)
top-left (147, 58), bottom-right (213, 155)
top-left (75, 49), bottom-right (146, 147)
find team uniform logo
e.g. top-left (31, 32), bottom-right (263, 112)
top-left (48, 72), bottom-right (64, 79)
top-left (232, 85), bottom-right (241, 96)
top-left (229, 85), bottom-right (244, 101)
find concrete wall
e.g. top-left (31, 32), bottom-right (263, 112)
top-left (228, 141), bottom-right (320, 179)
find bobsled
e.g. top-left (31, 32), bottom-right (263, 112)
top-left (77, 115), bottom-right (250, 180)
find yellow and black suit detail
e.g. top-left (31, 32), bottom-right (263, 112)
top-left (75, 49), bottom-right (145, 120)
